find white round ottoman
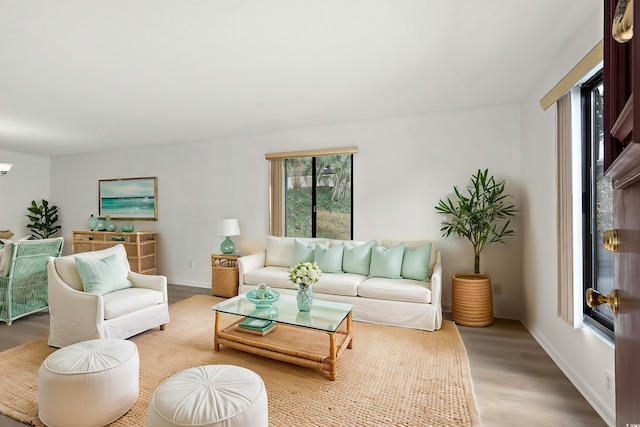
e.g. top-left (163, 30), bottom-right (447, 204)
top-left (38, 339), bottom-right (139, 427)
top-left (147, 365), bottom-right (268, 427)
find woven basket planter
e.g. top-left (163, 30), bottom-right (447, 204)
top-left (451, 273), bottom-right (493, 327)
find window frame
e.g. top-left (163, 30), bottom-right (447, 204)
top-left (266, 147), bottom-right (357, 239)
top-left (580, 69), bottom-right (615, 339)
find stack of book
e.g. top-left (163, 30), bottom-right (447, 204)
top-left (237, 318), bottom-right (277, 336)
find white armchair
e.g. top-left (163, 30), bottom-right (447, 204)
top-left (47, 244), bottom-right (169, 348)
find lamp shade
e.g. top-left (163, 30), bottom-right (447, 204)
top-left (217, 219), bottom-right (240, 237)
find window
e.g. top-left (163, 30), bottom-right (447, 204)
top-left (266, 147), bottom-right (357, 240)
top-left (285, 155), bottom-right (353, 239)
top-left (581, 70), bottom-right (615, 338)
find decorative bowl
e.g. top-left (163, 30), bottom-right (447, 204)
top-left (246, 285), bottom-right (280, 308)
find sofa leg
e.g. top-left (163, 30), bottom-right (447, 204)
top-left (160, 324), bottom-right (166, 331)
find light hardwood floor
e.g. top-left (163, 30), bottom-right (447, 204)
top-left (0, 285), bottom-right (606, 427)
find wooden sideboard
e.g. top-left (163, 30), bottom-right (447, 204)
top-left (72, 230), bottom-right (157, 274)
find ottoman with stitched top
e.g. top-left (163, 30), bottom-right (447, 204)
top-left (38, 339), bottom-right (139, 427)
top-left (147, 365), bottom-right (268, 427)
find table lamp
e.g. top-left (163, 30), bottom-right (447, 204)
top-left (218, 218), bottom-right (240, 254)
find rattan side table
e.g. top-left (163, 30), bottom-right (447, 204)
top-left (211, 254), bottom-right (240, 297)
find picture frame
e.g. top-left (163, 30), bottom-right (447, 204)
top-left (98, 177), bottom-right (158, 220)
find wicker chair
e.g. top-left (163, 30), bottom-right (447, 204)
top-left (0, 237), bottom-right (64, 325)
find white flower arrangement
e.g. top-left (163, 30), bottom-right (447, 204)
top-left (289, 261), bottom-right (322, 287)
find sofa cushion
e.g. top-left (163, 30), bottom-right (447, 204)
top-left (401, 243), bottom-right (432, 282)
top-left (102, 287), bottom-right (164, 319)
top-left (265, 236), bottom-right (294, 267)
top-left (265, 236), bottom-right (329, 268)
top-left (75, 255), bottom-right (133, 295)
top-left (357, 277), bottom-right (432, 304)
top-left (312, 273), bottom-right (367, 297)
top-left (382, 240), bottom-right (437, 278)
top-left (290, 239), bottom-right (316, 267)
top-left (244, 266), bottom-right (297, 289)
top-left (342, 240), bottom-right (374, 275)
top-left (369, 243), bottom-right (405, 279)
top-left (55, 245), bottom-right (131, 292)
top-left (314, 243), bottom-right (344, 273)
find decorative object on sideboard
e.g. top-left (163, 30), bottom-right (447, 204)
top-left (88, 214), bottom-right (98, 231)
top-left (105, 215), bottom-right (117, 232)
top-left (26, 199), bottom-right (61, 239)
top-left (96, 217), bottom-right (106, 231)
top-left (0, 163), bottom-right (13, 176)
top-left (217, 218), bottom-right (240, 254)
top-left (121, 223), bottom-right (134, 233)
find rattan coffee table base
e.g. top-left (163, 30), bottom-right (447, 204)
top-left (214, 313), bottom-right (353, 380)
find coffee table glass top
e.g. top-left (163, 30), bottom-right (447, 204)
top-left (212, 293), bottom-right (353, 333)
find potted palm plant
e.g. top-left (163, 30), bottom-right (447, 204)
top-left (435, 169), bottom-right (516, 326)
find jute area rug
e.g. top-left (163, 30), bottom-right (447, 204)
top-left (0, 295), bottom-right (480, 427)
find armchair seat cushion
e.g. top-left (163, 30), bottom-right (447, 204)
top-left (103, 288), bottom-right (165, 320)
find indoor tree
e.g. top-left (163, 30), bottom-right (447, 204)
top-left (26, 199), bottom-right (61, 239)
top-left (435, 169), bottom-right (516, 274)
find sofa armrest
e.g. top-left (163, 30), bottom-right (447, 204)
top-left (430, 250), bottom-right (442, 309)
top-left (238, 250), bottom-right (266, 285)
top-left (47, 257), bottom-right (104, 346)
top-left (128, 271), bottom-right (168, 302)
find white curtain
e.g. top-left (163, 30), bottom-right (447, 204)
top-left (556, 92), bottom-right (574, 325)
top-left (269, 159), bottom-right (285, 237)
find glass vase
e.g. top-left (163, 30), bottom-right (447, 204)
top-left (296, 284), bottom-right (313, 312)
top-left (88, 214), bottom-right (98, 231)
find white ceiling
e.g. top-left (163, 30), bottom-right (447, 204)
top-left (0, 1), bottom-right (601, 157)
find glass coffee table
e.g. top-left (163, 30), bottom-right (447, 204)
top-left (212, 292), bottom-right (353, 380)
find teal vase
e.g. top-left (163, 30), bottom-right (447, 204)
top-left (121, 223), bottom-right (134, 233)
top-left (88, 214), bottom-right (98, 231)
top-left (296, 284), bottom-right (313, 312)
top-left (96, 218), bottom-right (106, 231)
top-left (106, 220), bottom-right (117, 232)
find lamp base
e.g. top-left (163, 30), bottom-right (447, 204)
top-left (220, 237), bottom-right (235, 254)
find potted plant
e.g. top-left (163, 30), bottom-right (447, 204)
top-left (435, 169), bottom-right (516, 326)
top-left (26, 199), bottom-right (61, 239)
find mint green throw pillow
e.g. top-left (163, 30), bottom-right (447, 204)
top-left (75, 255), bottom-right (133, 295)
top-left (401, 243), bottom-right (432, 281)
top-left (342, 240), bottom-right (374, 275)
top-left (369, 243), bottom-right (406, 279)
top-left (290, 239), bottom-right (316, 267)
top-left (314, 243), bottom-right (344, 273)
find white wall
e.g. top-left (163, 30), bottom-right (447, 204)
top-left (0, 149), bottom-right (51, 239)
top-left (50, 102), bottom-right (523, 318)
top-left (520, 5), bottom-right (614, 426)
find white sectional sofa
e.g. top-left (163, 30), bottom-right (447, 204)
top-left (238, 236), bottom-right (442, 331)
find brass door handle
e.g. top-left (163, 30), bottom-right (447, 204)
top-left (586, 288), bottom-right (619, 313)
top-left (603, 229), bottom-right (620, 252)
